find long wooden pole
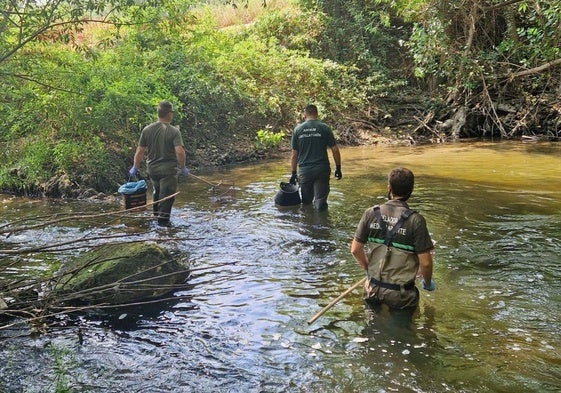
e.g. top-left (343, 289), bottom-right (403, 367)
top-left (188, 173), bottom-right (220, 188)
top-left (124, 191), bottom-right (180, 212)
top-left (307, 276), bottom-right (367, 325)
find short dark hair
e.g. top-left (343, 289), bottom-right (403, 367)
top-left (388, 167), bottom-right (414, 201)
top-left (157, 101), bottom-right (174, 118)
top-left (304, 104), bottom-right (318, 117)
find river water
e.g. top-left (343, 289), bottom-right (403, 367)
top-left (1, 141), bottom-right (560, 393)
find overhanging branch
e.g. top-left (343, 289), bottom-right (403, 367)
top-left (507, 58), bottom-right (561, 79)
top-left (486, 0), bottom-right (526, 11)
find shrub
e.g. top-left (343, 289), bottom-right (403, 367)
top-left (255, 127), bottom-right (286, 150)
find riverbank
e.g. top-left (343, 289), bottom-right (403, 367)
top-left (2, 89), bottom-right (559, 200)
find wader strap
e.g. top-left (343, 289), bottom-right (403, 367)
top-left (372, 205), bottom-right (414, 247)
top-left (369, 277), bottom-right (415, 291)
top-left (370, 206), bottom-right (416, 291)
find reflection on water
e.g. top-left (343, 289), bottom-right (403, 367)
top-left (1, 141), bottom-right (561, 392)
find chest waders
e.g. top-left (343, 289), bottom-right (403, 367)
top-left (366, 206), bottom-right (418, 298)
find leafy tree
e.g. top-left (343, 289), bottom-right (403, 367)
top-left (404, 0), bottom-right (560, 86)
top-left (0, 0), bottom-right (188, 195)
top-left (402, 0), bottom-right (561, 137)
top-left (0, 0), bottom-right (168, 64)
top-left (296, 0), bottom-right (411, 78)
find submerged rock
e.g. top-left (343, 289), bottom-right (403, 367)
top-left (54, 242), bottom-right (189, 305)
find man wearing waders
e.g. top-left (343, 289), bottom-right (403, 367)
top-left (351, 167), bottom-right (435, 311)
top-left (289, 104), bottom-right (342, 211)
top-left (129, 101), bottom-right (189, 227)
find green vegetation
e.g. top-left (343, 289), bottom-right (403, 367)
top-left (1, 0), bottom-right (559, 196)
top-left (47, 342), bottom-right (76, 393)
top-left (255, 127), bottom-right (286, 150)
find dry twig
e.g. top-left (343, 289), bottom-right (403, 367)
top-left (0, 191), bottom-right (230, 333)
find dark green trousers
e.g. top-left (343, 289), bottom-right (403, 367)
top-left (150, 174), bottom-right (178, 225)
top-left (298, 169), bottom-right (330, 211)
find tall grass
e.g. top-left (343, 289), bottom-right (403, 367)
top-left (198, 0), bottom-right (297, 28)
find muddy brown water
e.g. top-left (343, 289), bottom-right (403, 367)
top-left (1, 141), bottom-right (560, 392)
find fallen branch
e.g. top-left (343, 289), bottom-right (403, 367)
top-left (0, 192), bottom-right (180, 237)
top-left (481, 74), bottom-right (508, 137)
top-left (486, 0), bottom-right (525, 11)
top-left (0, 259), bottom-right (241, 332)
top-left (412, 111), bottom-right (435, 134)
top-left (508, 59), bottom-right (561, 79)
top-left (0, 189), bottom-right (239, 335)
top-left (0, 234), bottom-right (200, 256)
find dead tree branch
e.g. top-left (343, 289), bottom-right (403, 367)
top-left (0, 192), bottom-right (179, 237)
top-left (508, 58), bottom-right (561, 79)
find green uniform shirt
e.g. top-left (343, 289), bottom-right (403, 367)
top-left (138, 121), bottom-right (184, 176)
top-left (291, 119), bottom-right (336, 176)
top-left (354, 199), bottom-right (433, 254)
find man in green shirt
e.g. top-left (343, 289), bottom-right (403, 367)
top-left (289, 104), bottom-right (342, 210)
top-left (351, 167), bottom-right (435, 311)
top-left (129, 101), bottom-right (189, 227)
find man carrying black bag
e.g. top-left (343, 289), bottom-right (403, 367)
top-left (288, 104), bottom-right (342, 211)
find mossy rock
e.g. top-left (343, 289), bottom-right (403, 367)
top-left (54, 242), bottom-right (188, 305)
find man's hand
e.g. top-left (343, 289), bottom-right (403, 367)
top-left (421, 279), bottom-right (436, 291)
top-left (289, 171), bottom-right (298, 185)
top-left (180, 167), bottom-right (190, 176)
top-left (128, 166), bottom-right (138, 177)
top-left (334, 165), bottom-right (342, 180)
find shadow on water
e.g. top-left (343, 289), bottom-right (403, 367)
top-left (1, 141), bottom-right (561, 392)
